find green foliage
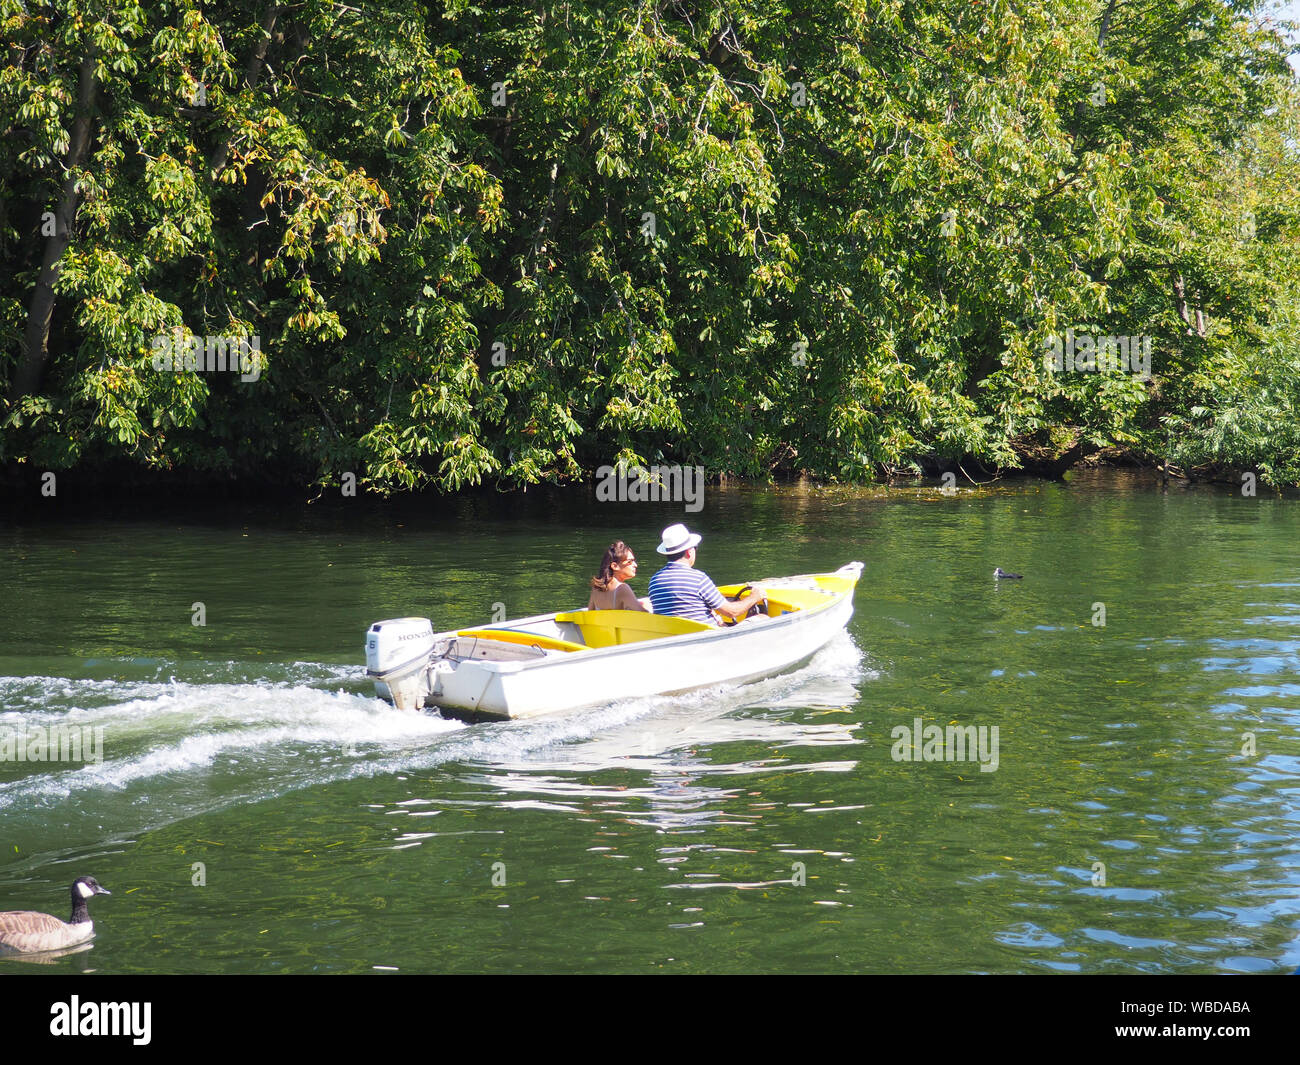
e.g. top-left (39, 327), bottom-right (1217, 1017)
top-left (1, 0), bottom-right (1298, 492)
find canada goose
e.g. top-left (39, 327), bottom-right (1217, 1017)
top-left (993, 567), bottom-right (1023, 580)
top-left (0, 877), bottom-right (111, 955)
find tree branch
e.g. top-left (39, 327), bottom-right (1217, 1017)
top-left (208, 3), bottom-right (280, 180)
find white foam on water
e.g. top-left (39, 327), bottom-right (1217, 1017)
top-left (0, 659), bottom-right (365, 720)
top-left (0, 680), bottom-right (461, 812)
top-left (0, 633), bottom-right (869, 842)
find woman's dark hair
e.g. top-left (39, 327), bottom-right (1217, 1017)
top-left (591, 541), bottom-right (632, 590)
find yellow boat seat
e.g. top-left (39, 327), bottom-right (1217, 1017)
top-left (762, 587), bottom-right (835, 616)
top-left (716, 583), bottom-right (833, 618)
top-left (553, 610), bottom-right (713, 648)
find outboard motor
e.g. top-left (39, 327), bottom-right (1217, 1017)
top-left (366, 618), bottom-right (436, 710)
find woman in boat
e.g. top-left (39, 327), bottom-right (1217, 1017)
top-left (588, 541), bottom-right (652, 612)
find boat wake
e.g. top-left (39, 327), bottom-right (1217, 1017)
top-left (0, 634), bottom-right (870, 856)
top-left (409, 633), bottom-right (873, 834)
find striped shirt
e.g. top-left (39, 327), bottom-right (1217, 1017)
top-left (647, 561), bottom-right (725, 624)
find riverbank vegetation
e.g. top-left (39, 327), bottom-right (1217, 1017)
top-left (2, 1), bottom-right (1298, 494)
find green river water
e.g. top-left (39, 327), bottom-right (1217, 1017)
top-left (1, 471), bottom-right (1297, 974)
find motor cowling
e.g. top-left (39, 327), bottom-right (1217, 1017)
top-left (366, 617), bottom-right (436, 710)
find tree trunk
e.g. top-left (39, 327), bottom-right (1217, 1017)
top-left (1172, 272), bottom-right (1207, 338)
top-left (1173, 272), bottom-right (1191, 332)
top-left (208, 4), bottom-right (280, 180)
top-left (1097, 0), bottom-right (1119, 53)
top-left (0, 43), bottom-right (26, 264)
top-left (11, 50), bottom-right (97, 399)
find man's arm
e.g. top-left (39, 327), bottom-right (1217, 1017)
top-left (713, 587), bottom-right (765, 619)
top-left (696, 574), bottom-right (764, 620)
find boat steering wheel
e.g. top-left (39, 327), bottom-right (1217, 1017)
top-left (720, 585), bottom-right (767, 626)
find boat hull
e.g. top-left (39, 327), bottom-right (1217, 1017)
top-left (366, 563), bottom-right (862, 721)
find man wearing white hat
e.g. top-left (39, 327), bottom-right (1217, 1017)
top-left (647, 524), bottom-right (766, 625)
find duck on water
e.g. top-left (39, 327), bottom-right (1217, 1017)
top-left (0, 876), bottom-right (111, 955)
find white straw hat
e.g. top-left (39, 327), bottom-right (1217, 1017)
top-left (656, 523), bottom-right (703, 555)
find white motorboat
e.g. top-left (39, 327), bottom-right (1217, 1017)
top-left (365, 562), bottom-right (863, 720)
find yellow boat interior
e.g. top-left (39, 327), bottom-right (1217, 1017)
top-left (452, 572), bottom-right (851, 657)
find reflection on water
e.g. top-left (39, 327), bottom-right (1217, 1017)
top-left (370, 635), bottom-right (866, 840)
top-left (0, 939), bottom-right (96, 966)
